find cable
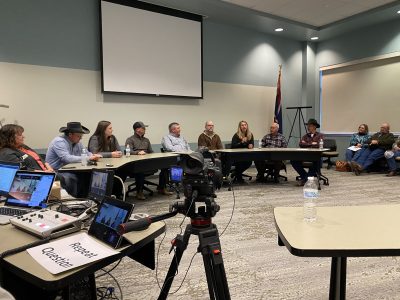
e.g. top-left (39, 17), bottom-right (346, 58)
top-left (218, 181), bottom-right (236, 237)
top-left (113, 175), bottom-right (126, 201)
top-left (95, 258), bottom-right (122, 279)
top-left (0, 237), bottom-right (51, 259)
top-left (177, 191), bottom-right (196, 235)
top-left (155, 221), bottom-right (168, 290)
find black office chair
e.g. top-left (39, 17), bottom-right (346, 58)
top-left (125, 171), bottom-right (159, 197)
top-left (264, 161), bottom-right (288, 182)
top-left (224, 143), bottom-right (252, 182)
top-left (322, 139), bottom-right (339, 169)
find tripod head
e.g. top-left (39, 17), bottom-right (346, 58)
top-left (171, 150), bottom-right (222, 226)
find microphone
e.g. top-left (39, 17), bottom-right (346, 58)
top-left (117, 210), bottom-right (179, 235)
top-left (117, 217), bottom-right (152, 234)
top-left (0, 104), bottom-right (9, 108)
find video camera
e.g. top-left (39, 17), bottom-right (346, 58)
top-left (173, 149), bottom-right (223, 221)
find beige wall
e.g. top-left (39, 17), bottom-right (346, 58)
top-left (0, 62), bottom-right (276, 149)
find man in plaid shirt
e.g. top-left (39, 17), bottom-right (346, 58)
top-left (255, 122), bottom-right (287, 182)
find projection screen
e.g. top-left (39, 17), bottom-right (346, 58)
top-left (100, 0), bottom-right (203, 98)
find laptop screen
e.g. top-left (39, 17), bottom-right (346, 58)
top-left (88, 169), bottom-right (114, 202)
top-left (6, 171), bottom-right (55, 208)
top-left (0, 162), bottom-right (20, 195)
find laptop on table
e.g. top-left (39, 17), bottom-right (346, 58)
top-left (0, 171), bottom-right (56, 225)
top-left (0, 161), bottom-right (20, 199)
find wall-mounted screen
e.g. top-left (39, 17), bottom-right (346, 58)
top-left (100, 0), bottom-right (203, 98)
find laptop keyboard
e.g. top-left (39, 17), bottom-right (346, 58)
top-left (0, 207), bottom-right (31, 217)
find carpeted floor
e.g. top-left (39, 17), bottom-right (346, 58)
top-left (96, 166), bottom-right (400, 299)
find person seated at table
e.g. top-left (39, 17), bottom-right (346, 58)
top-left (198, 121), bottom-right (223, 150)
top-left (161, 122), bottom-right (191, 152)
top-left (384, 138), bottom-right (400, 177)
top-left (0, 124), bottom-right (53, 172)
top-left (46, 122), bottom-right (100, 197)
top-left (350, 123), bottom-right (395, 176)
top-left (88, 120), bottom-right (122, 158)
top-left (290, 118), bottom-right (324, 186)
top-left (126, 121), bottom-right (172, 200)
top-left (345, 124), bottom-right (370, 164)
top-left (230, 120), bottom-right (254, 183)
top-left (255, 122), bottom-right (287, 183)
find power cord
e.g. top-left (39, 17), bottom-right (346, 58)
top-left (113, 175), bottom-right (126, 201)
top-left (219, 181), bottom-right (235, 237)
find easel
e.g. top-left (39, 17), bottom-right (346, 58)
top-left (286, 106), bottom-right (312, 143)
top-left (0, 104), bottom-right (10, 128)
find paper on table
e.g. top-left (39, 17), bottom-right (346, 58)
top-left (347, 146), bottom-right (361, 151)
top-left (27, 232), bottom-right (118, 274)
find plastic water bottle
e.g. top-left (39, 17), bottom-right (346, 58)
top-left (303, 176), bottom-right (318, 222)
top-left (258, 138), bottom-right (262, 149)
top-left (319, 138), bottom-right (324, 149)
top-left (125, 144), bottom-right (131, 158)
top-left (81, 148), bottom-right (88, 166)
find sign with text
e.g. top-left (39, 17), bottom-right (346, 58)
top-left (27, 232), bottom-right (118, 274)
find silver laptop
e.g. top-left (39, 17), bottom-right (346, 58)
top-left (0, 171), bottom-right (55, 225)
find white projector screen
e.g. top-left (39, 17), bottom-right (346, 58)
top-left (100, 0), bottom-right (203, 98)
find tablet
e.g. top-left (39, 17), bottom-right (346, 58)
top-left (88, 197), bottom-right (134, 248)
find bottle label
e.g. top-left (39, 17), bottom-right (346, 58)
top-left (304, 190), bottom-right (318, 198)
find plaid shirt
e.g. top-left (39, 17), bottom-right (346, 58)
top-left (261, 133), bottom-right (288, 148)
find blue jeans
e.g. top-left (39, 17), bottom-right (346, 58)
top-left (352, 147), bottom-right (385, 170)
top-left (345, 149), bottom-right (355, 162)
top-left (386, 150), bottom-right (400, 171)
top-left (290, 160), bottom-right (320, 182)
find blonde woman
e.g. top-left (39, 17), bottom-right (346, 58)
top-left (230, 120), bottom-right (254, 182)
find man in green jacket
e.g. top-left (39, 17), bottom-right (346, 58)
top-left (351, 123), bottom-right (395, 175)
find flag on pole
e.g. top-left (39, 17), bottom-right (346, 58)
top-left (274, 65), bottom-right (283, 134)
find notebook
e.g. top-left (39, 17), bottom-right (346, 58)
top-left (0, 161), bottom-right (20, 198)
top-left (0, 171), bottom-right (56, 225)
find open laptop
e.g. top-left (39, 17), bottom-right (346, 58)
top-left (0, 161), bottom-right (20, 199)
top-left (0, 171), bottom-right (56, 225)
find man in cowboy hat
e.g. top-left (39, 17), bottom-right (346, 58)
top-left (290, 118), bottom-right (324, 186)
top-left (46, 122), bottom-right (101, 197)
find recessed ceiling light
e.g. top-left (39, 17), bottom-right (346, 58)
top-left (397, 10), bottom-right (400, 14)
top-left (275, 28), bottom-right (284, 32)
top-left (311, 36), bottom-right (319, 40)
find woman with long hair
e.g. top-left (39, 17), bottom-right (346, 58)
top-left (345, 123), bottom-right (370, 163)
top-left (230, 120), bottom-right (254, 182)
top-left (88, 121), bottom-right (122, 158)
top-left (0, 124), bottom-right (53, 171)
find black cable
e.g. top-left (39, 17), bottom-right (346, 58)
top-left (178, 192), bottom-right (196, 235)
top-left (0, 237), bottom-right (51, 259)
top-left (166, 251), bottom-right (198, 295)
top-left (95, 258), bottom-right (122, 279)
top-left (155, 221), bottom-right (168, 290)
top-left (219, 181), bottom-right (236, 237)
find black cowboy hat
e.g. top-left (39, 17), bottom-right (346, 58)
top-left (306, 118), bottom-right (320, 128)
top-left (59, 122), bottom-right (90, 134)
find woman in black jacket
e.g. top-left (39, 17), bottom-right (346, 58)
top-left (0, 124), bottom-right (53, 172)
top-left (230, 120), bottom-right (254, 182)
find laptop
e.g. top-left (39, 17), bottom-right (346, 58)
top-left (0, 161), bottom-right (20, 199)
top-left (0, 171), bottom-right (56, 225)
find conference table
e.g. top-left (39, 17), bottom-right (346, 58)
top-left (0, 221), bottom-right (165, 299)
top-left (214, 148), bottom-right (328, 184)
top-left (59, 152), bottom-right (180, 173)
top-left (274, 204), bottom-right (400, 300)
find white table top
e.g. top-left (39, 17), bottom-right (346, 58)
top-left (274, 204), bottom-right (400, 257)
top-left (59, 152), bottom-right (179, 171)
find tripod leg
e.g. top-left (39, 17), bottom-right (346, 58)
top-left (158, 225), bottom-right (192, 300)
top-left (288, 109), bottom-right (299, 144)
top-left (198, 225), bottom-right (231, 300)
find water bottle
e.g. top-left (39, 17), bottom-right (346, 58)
top-left (258, 138), bottom-right (262, 149)
top-left (319, 138), bottom-right (324, 149)
top-left (81, 148), bottom-right (88, 166)
top-left (125, 144), bottom-right (131, 158)
top-left (303, 176), bottom-right (318, 222)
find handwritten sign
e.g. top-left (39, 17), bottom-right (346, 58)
top-left (27, 232), bottom-right (118, 274)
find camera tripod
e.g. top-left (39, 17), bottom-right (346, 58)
top-left (158, 214), bottom-right (230, 300)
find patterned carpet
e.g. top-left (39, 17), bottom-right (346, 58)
top-left (96, 166), bottom-right (400, 299)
